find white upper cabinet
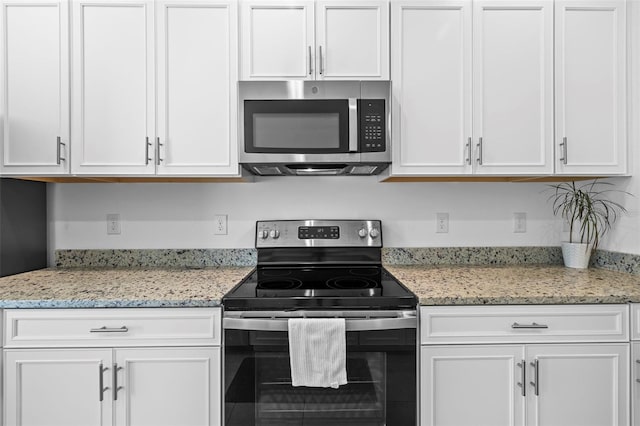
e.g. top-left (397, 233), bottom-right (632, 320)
top-left (472, 0), bottom-right (554, 175)
top-left (156, 0), bottom-right (239, 176)
top-left (241, 0), bottom-right (314, 79)
top-left (71, 0), bottom-right (155, 175)
top-left (391, 0), bottom-right (472, 175)
top-left (555, 0), bottom-right (627, 175)
top-left (0, 0), bottom-right (69, 175)
top-left (391, 0), bottom-right (553, 176)
top-left (241, 0), bottom-right (389, 80)
top-left (316, 1), bottom-right (389, 79)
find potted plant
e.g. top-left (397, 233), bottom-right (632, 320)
top-left (548, 180), bottom-right (629, 269)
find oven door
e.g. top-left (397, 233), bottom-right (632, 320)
top-left (223, 311), bottom-right (417, 426)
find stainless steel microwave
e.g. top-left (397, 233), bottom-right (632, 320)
top-left (238, 80), bottom-right (390, 176)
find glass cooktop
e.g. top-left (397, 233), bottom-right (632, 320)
top-left (222, 265), bottom-right (417, 311)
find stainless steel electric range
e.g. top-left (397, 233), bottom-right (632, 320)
top-left (223, 220), bottom-right (417, 426)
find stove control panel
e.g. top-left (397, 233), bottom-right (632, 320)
top-left (256, 220), bottom-right (382, 248)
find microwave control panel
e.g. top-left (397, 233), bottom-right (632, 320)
top-left (358, 99), bottom-right (386, 152)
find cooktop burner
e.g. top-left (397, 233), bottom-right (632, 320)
top-left (222, 220), bottom-right (417, 311)
top-left (254, 266), bottom-right (383, 298)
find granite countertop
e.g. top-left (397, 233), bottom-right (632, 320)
top-left (0, 267), bottom-right (253, 308)
top-left (0, 264), bottom-right (639, 308)
top-left (385, 264), bottom-right (640, 305)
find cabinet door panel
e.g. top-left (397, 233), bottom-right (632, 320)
top-left (115, 347), bottom-right (221, 426)
top-left (0, 0), bottom-right (69, 174)
top-left (317, 0), bottom-right (389, 79)
top-left (526, 344), bottom-right (629, 426)
top-left (240, 1), bottom-right (314, 79)
top-left (4, 349), bottom-right (113, 426)
top-left (421, 345), bottom-right (525, 426)
top-left (71, 0), bottom-right (155, 174)
top-left (156, 0), bottom-right (238, 175)
top-left (390, 0), bottom-right (472, 175)
top-left (555, 0), bottom-right (626, 174)
top-left (473, 0), bottom-right (553, 174)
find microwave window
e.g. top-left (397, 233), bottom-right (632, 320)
top-left (253, 113), bottom-right (340, 149)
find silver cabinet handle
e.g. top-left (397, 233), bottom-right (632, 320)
top-left (559, 136), bottom-right (568, 165)
top-left (56, 136), bottom-right (66, 165)
top-left (90, 326), bottom-right (129, 333)
top-left (113, 363), bottom-right (123, 400)
top-left (156, 137), bottom-right (163, 165)
top-left (530, 359), bottom-right (539, 396)
top-left (636, 360), bottom-right (640, 383)
top-left (308, 45), bottom-right (312, 76)
top-left (517, 360), bottom-right (526, 396)
top-left (476, 137), bottom-right (483, 165)
top-left (465, 137), bottom-right (472, 165)
top-left (512, 322), bottom-right (548, 329)
top-left (98, 363), bottom-right (109, 402)
top-left (319, 45), bottom-right (324, 75)
top-left (145, 137), bottom-right (152, 165)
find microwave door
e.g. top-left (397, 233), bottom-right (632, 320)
top-left (243, 99), bottom-right (350, 154)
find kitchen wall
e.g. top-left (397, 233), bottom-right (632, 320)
top-left (48, 179), bottom-right (561, 251)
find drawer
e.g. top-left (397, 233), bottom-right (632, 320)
top-left (420, 304), bottom-right (629, 344)
top-left (4, 307), bottom-right (221, 348)
top-left (630, 304), bottom-right (640, 341)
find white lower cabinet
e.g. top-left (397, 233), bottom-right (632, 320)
top-left (4, 349), bottom-right (113, 426)
top-left (2, 308), bottom-right (222, 426)
top-left (420, 305), bottom-right (630, 426)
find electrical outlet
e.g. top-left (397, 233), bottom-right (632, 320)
top-left (214, 214), bottom-right (228, 235)
top-left (514, 212), bottom-right (526, 233)
top-left (436, 213), bottom-right (449, 233)
top-left (106, 214), bottom-right (121, 235)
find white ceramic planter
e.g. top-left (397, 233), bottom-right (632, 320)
top-left (561, 242), bottom-right (594, 269)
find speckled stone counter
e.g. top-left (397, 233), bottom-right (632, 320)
top-left (385, 264), bottom-right (640, 305)
top-left (0, 267), bottom-right (253, 308)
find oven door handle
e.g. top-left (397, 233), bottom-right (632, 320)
top-left (223, 315), bottom-right (416, 332)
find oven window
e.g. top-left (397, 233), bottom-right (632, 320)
top-left (224, 329), bottom-right (416, 426)
top-left (244, 100), bottom-right (350, 153)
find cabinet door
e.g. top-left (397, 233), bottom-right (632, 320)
top-left (421, 345), bottom-right (525, 426)
top-left (114, 347), bottom-right (221, 426)
top-left (240, 0), bottom-right (314, 80)
top-left (156, 0), bottom-right (239, 176)
top-left (526, 344), bottom-right (629, 426)
top-left (390, 0), bottom-right (472, 175)
top-left (4, 348), bottom-right (113, 426)
top-left (555, 0), bottom-right (627, 175)
top-left (71, 0), bottom-right (155, 175)
top-left (316, 0), bottom-right (389, 79)
top-left (632, 342), bottom-right (640, 426)
top-left (0, 0), bottom-right (69, 175)
top-left (472, 0), bottom-right (553, 175)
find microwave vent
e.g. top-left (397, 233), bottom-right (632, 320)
top-left (350, 165), bottom-right (380, 175)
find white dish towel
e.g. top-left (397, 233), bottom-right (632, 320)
top-left (288, 318), bottom-right (347, 389)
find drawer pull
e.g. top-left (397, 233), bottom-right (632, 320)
top-left (90, 326), bottom-right (129, 333)
top-left (511, 322), bottom-right (548, 329)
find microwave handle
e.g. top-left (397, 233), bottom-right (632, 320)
top-left (348, 98), bottom-right (358, 152)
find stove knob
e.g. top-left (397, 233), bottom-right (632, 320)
top-left (369, 228), bottom-right (380, 239)
top-left (269, 229), bottom-right (280, 239)
top-left (358, 228), bottom-right (368, 238)
top-left (259, 230), bottom-right (269, 239)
